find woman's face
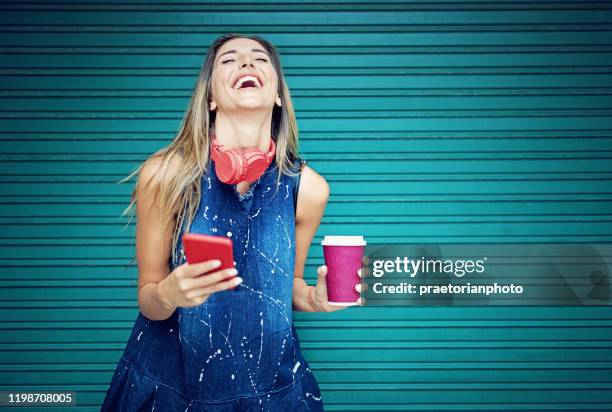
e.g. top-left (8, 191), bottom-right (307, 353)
top-left (209, 37), bottom-right (280, 114)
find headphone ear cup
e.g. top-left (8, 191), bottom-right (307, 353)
top-left (243, 148), bottom-right (268, 183)
top-left (216, 150), bottom-right (241, 184)
top-left (235, 149), bottom-right (248, 183)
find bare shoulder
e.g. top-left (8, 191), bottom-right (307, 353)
top-left (296, 164), bottom-right (330, 224)
top-left (136, 153), bottom-right (185, 228)
top-left (138, 153), bottom-right (182, 193)
top-left (300, 164), bottom-right (329, 203)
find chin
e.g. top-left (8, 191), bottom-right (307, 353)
top-left (235, 102), bottom-right (274, 110)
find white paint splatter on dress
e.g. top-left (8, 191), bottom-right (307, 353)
top-left (199, 313), bottom-right (213, 347)
top-left (270, 336), bottom-right (289, 386)
top-left (243, 225), bottom-right (250, 255)
top-left (151, 385), bottom-right (158, 411)
top-left (238, 283), bottom-right (290, 325)
top-left (258, 250), bottom-right (288, 276)
top-left (305, 391), bottom-right (323, 401)
top-left (276, 214), bottom-right (292, 249)
top-left (182, 335), bottom-right (197, 355)
top-left (292, 360), bottom-right (301, 374)
top-left (199, 349), bottom-right (223, 382)
top-left (227, 310), bottom-right (232, 336)
top-left (272, 242), bottom-right (279, 257)
top-left (257, 312), bottom-right (264, 369)
top-left (218, 331), bottom-right (236, 359)
top-left (239, 335), bottom-right (258, 391)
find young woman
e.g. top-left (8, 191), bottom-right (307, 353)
top-left (101, 34), bottom-right (362, 411)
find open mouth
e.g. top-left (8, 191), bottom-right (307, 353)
top-left (237, 82), bottom-right (258, 90)
top-left (233, 75), bottom-right (263, 90)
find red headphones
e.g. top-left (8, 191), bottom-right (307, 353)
top-left (210, 136), bottom-right (276, 184)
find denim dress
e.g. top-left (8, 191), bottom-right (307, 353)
top-left (101, 157), bottom-right (325, 411)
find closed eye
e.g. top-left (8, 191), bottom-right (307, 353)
top-left (221, 58), bottom-right (268, 64)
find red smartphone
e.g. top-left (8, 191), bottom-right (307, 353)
top-left (182, 233), bottom-right (237, 289)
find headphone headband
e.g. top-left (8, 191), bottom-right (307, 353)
top-left (209, 134), bottom-right (276, 184)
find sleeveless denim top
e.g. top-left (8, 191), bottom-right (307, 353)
top-left (102, 156), bottom-right (324, 410)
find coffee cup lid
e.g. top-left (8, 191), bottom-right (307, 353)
top-left (321, 235), bottom-right (366, 246)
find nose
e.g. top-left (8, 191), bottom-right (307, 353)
top-left (239, 54), bottom-right (255, 68)
top-left (240, 60), bottom-right (255, 69)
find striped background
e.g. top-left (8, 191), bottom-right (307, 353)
top-left (1, 1), bottom-right (612, 411)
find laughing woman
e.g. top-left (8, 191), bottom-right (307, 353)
top-left (100, 34), bottom-right (361, 411)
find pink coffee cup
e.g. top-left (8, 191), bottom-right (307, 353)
top-left (321, 235), bottom-right (366, 306)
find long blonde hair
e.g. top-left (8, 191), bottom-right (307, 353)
top-left (118, 33), bottom-right (302, 270)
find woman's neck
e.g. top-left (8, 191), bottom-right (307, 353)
top-left (213, 111), bottom-right (272, 152)
top-left (235, 181), bottom-right (251, 195)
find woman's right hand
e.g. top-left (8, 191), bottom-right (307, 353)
top-left (158, 259), bottom-right (242, 308)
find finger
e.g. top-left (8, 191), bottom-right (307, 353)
top-left (358, 296), bottom-right (367, 306)
top-left (362, 255), bottom-right (370, 266)
top-left (360, 267), bottom-right (370, 278)
top-left (357, 268), bottom-right (362, 278)
top-left (187, 268), bottom-right (238, 290)
top-left (315, 265), bottom-right (328, 301)
top-left (316, 265), bottom-right (328, 285)
top-left (191, 295), bottom-right (207, 306)
top-left (186, 288), bottom-right (209, 300)
top-left (184, 259), bottom-right (223, 277)
top-left (187, 276), bottom-right (243, 299)
top-left (316, 265), bottom-right (328, 289)
top-left (355, 283), bottom-right (362, 293)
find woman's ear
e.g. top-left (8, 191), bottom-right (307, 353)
top-left (275, 95), bottom-right (282, 107)
top-left (209, 99), bottom-right (217, 111)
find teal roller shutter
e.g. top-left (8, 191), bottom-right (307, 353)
top-left (1, 1), bottom-right (611, 411)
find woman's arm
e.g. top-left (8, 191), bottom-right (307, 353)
top-left (136, 156), bottom-right (180, 321)
top-left (292, 165), bottom-right (329, 312)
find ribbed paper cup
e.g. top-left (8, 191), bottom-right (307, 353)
top-left (321, 235), bottom-right (366, 306)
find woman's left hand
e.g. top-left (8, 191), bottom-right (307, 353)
top-left (309, 265), bottom-right (365, 312)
